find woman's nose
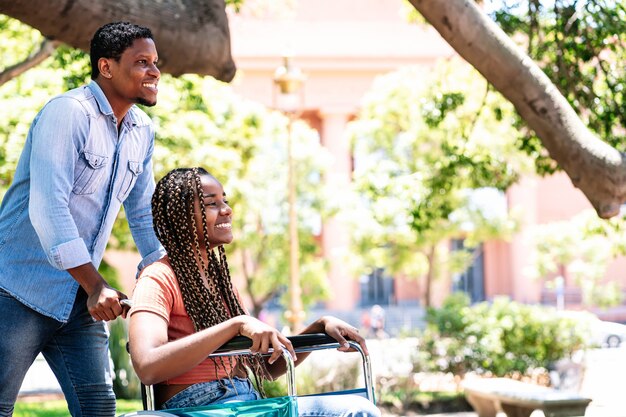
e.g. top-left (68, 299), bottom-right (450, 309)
top-left (220, 203), bottom-right (232, 215)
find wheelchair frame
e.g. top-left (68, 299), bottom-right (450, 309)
top-left (139, 333), bottom-right (376, 411)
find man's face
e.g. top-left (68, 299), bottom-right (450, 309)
top-left (105, 37), bottom-right (160, 107)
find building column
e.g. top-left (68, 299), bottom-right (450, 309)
top-left (318, 108), bottom-right (358, 310)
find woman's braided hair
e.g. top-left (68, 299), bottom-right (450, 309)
top-left (152, 167), bottom-right (269, 393)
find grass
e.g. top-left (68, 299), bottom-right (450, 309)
top-left (14, 399), bottom-right (143, 417)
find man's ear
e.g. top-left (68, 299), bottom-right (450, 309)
top-left (98, 58), bottom-right (112, 79)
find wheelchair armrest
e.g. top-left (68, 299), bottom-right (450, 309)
top-left (215, 333), bottom-right (338, 353)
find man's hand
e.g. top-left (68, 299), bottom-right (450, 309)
top-left (87, 283), bottom-right (129, 321)
top-left (67, 262), bottom-right (129, 321)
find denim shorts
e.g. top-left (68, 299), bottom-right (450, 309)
top-left (161, 376), bottom-right (261, 410)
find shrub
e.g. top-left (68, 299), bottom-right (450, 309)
top-left (416, 293), bottom-right (593, 379)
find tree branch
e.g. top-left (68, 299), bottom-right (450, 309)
top-left (0, 39), bottom-right (61, 87)
top-left (409, 0), bottom-right (626, 219)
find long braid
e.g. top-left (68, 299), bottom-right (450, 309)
top-left (152, 168), bottom-right (269, 395)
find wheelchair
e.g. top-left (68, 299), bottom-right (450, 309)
top-left (119, 332), bottom-right (376, 417)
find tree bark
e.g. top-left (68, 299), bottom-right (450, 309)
top-left (0, 0), bottom-right (236, 82)
top-left (409, 0), bottom-right (626, 219)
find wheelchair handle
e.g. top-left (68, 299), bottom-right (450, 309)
top-left (215, 333), bottom-right (337, 352)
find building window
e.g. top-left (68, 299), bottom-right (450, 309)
top-left (359, 267), bottom-right (395, 307)
top-left (451, 239), bottom-right (485, 303)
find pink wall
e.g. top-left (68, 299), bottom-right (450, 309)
top-left (483, 240), bottom-right (512, 298)
top-left (535, 172), bottom-right (593, 222)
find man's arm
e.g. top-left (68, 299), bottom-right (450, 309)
top-left (123, 127), bottom-right (166, 272)
top-left (28, 97), bottom-right (127, 321)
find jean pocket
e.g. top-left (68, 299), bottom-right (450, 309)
top-left (116, 160), bottom-right (143, 202)
top-left (162, 380), bottom-right (226, 410)
top-left (72, 151), bottom-right (108, 195)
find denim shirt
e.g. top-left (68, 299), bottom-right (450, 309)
top-left (0, 81), bottom-right (165, 322)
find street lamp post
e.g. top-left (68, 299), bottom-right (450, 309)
top-left (273, 55), bottom-right (306, 333)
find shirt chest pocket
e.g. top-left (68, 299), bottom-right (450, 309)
top-left (72, 151), bottom-right (108, 195)
top-left (117, 160), bottom-right (143, 202)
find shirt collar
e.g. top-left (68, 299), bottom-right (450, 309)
top-left (87, 80), bottom-right (114, 117)
top-left (87, 80), bottom-right (140, 129)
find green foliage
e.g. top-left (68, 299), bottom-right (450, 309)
top-left (109, 317), bottom-right (141, 400)
top-left (0, 21), bottom-right (54, 194)
top-left (345, 60), bottom-right (531, 302)
top-left (377, 378), bottom-right (467, 414)
top-left (487, 0), bottom-right (626, 174)
top-left (417, 294), bottom-right (592, 377)
top-left (526, 209), bottom-right (626, 307)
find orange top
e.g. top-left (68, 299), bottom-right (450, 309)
top-left (130, 256), bottom-right (237, 385)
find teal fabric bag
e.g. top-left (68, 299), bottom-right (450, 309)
top-left (158, 396), bottom-right (297, 417)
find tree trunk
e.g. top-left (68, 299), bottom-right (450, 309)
top-left (409, 0), bottom-right (626, 219)
top-left (424, 245), bottom-right (436, 308)
top-left (0, 0), bottom-right (236, 82)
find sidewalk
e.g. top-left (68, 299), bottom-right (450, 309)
top-left (18, 354), bottom-right (62, 398)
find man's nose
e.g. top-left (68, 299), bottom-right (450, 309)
top-left (149, 63), bottom-right (160, 77)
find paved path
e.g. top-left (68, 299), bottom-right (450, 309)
top-left (18, 354), bottom-right (62, 397)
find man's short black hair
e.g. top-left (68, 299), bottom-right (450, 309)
top-left (90, 22), bottom-right (153, 79)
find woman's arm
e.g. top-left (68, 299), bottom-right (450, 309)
top-left (264, 315), bottom-right (367, 379)
top-left (129, 312), bottom-right (295, 385)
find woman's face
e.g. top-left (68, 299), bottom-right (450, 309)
top-left (193, 174), bottom-right (233, 249)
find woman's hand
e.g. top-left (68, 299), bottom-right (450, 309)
top-left (319, 316), bottom-right (368, 355)
top-left (237, 316), bottom-right (296, 364)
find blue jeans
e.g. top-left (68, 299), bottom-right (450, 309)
top-left (0, 287), bottom-right (115, 417)
top-left (162, 377), bottom-right (381, 417)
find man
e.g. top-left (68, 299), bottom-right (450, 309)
top-left (0, 22), bottom-right (165, 416)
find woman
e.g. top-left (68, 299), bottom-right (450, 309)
top-left (129, 167), bottom-right (380, 416)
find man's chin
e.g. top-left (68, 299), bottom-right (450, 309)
top-left (136, 97), bottom-right (157, 107)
